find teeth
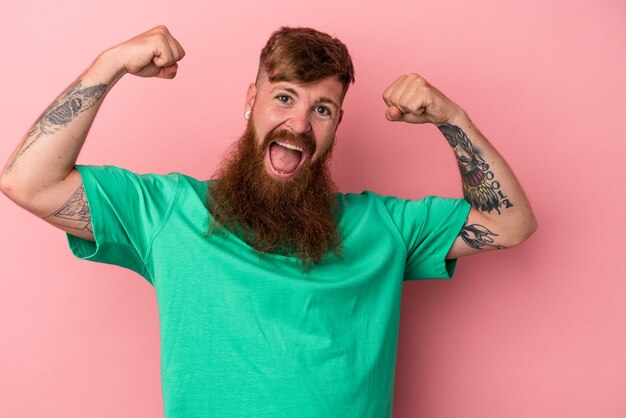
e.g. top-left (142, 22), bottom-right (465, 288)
top-left (276, 141), bottom-right (304, 152)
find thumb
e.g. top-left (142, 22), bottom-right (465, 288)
top-left (156, 63), bottom-right (179, 79)
top-left (385, 106), bottom-right (403, 122)
top-left (401, 112), bottom-right (431, 124)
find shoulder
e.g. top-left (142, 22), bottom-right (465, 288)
top-left (337, 190), bottom-right (449, 213)
top-left (336, 190), bottom-right (407, 226)
top-left (337, 190), bottom-right (469, 230)
top-left (76, 165), bottom-right (209, 195)
top-left (336, 189), bottom-right (388, 207)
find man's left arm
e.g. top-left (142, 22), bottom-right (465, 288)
top-left (383, 74), bottom-right (537, 259)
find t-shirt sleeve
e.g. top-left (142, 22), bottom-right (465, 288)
top-left (67, 165), bottom-right (180, 284)
top-left (380, 195), bottom-right (471, 280)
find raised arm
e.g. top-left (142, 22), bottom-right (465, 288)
top-left (382, 73), bottom-right (537, 258)
top-left (0, 26), bottom-right (185, 241)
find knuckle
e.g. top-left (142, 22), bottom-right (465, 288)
top-left (152, 26), bottom-right (170, 41)
top-left (403, 74), bottom-right (416, 85)
top-left (407, 73), bottom-right (426, 86)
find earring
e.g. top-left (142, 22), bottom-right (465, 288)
top-left (244, 110), bottom-right (251, 120)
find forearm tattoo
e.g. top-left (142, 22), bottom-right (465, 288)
top-left (459, 218), bottom-right (505, 250)
top-left (45, 185), bottom-right (92, 233)
top-left (438, 124), bottom-right (513, 214)
top-left (29, 80), bottom-right (106, 137)
top-left (6, 80), bottom-right (106, 172)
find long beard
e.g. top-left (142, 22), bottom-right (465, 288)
top-left (207, 121), bottom-right (341, 268)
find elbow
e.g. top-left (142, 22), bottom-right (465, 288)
top-left (522, 215), bottom-right (538, 242)
top-left (0, 171), bottom-right (34, 206)
top-left (507, 214), bottom-right (538, 248)
top-left (0, 173), bottom-right (23, 205)
top-left (0, 171), bottom-right (13, 198)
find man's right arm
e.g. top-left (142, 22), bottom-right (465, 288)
top-left (0, 26), bottom-right (185, 241)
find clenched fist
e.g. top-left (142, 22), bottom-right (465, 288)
top-left (105, 25), bottom-right (186, 79)
top-left (382, 73), bottom-right (461, 125)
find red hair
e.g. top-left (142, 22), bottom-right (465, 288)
top-left (257, 27), bottom-right (355, 96)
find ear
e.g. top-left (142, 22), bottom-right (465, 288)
top-left (245, 83), bottom-right (257, 113)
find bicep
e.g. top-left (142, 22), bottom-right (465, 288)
top-left (37, 168), bottom-right (94, 241)
top-left (446, 207), bottom-right (506, 259)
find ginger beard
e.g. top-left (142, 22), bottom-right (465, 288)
top-left (207, 121), bottom-right (341, 267)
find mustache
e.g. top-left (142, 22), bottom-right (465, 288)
top-left (262, 128), bottom-right (316, 155)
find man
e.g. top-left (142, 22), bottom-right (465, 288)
top-left (1, 26), bottom-right (536, 417)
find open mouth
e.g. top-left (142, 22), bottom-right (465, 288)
top-left (267, 140), bottom-right (307, 178)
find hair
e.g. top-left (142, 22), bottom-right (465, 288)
top-left (207, 122), bottom-right (341, 268)
top-left (257, 27), bottom-right (355, 96)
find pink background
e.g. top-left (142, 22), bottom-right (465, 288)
top-left (1, 0), bottom-right (625, 417)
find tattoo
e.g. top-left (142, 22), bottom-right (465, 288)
top-left (5, 80), bottom-right (106, 172)
top-left (45, 185), bottom-right (92, 232)
top-left (438, 124), bottom-right (514, 214)
top-left (30, 81), bottom-right (106, 137)
top-left (459, 218), bottom-right (506, 250)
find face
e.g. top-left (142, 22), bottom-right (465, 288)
top-left (245, 73), bottom-right (344, 181)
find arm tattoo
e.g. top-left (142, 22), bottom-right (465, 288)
top-left (459, 218), bottom-right (506, 250)
top-left (438, 124), bottom-right (514, 214)
top-left (5, 81), bottom-right (106, 173)
top-left (45, 185), bottom-right (92, 233)
top-left (29, 80), bottom-right (106, 137)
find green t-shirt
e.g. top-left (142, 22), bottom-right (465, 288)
top-left (68, 165), bottom-right (470, 417)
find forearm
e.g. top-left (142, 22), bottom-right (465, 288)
top-left (439, 111), bottom-right (536, 247)
top-left (383, 73), bottom-right (536, 255)
top-left (0, 49), bottom-right (123, 197)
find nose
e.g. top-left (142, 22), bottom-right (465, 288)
top-left (285, 108), bottom-right (312, 134)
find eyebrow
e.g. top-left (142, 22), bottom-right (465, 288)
top-left (274, 86), bottom-right (340, 111)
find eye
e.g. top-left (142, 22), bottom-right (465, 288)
top-left (276, 95), bottom-right (291, 104)
top-left (315, 105), bottom-right (332, 117)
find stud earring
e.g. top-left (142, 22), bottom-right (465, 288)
top-left (244, 110), bottom-right (251, 120)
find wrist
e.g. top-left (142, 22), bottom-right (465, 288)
top-left (437, 107), bottom-right (469, 128)
top-left (81, 48), bottom-right (126, 87)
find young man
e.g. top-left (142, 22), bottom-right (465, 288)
top-left (1, 26), bottom-right (536, 417)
